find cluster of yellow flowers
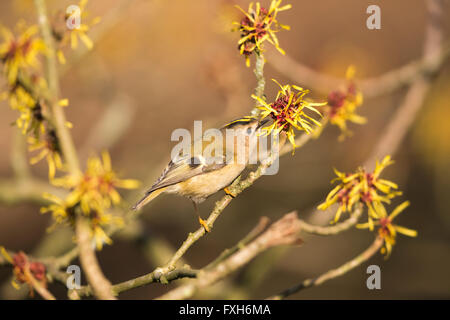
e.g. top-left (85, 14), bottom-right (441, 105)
top-left (52, 0), bottom-right (100, 64)
top-left (357, 200), bottom-right (417, 256)
top-left (0, 22), bottom-right (48, 137)
top-left (234, 0), bottom-right (291, 66)
top-left (253, 79), bottom-right (325, 152)
top-left (318, 156), bottom-right (401, 223)
top-left (0, 22), bottom-right (46, 85)
top-left (41, 152), bottom-right (140, 249)
top-left (318, 156), bottom-right (417, 256)
top-left (325, 66), bottom-right (366, 140)
top-left (0, 1), bottom-right (97, 180)
top-left (0, 0), bottom-right (136, 252)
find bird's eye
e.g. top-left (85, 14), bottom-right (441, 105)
top-left (246, 127), bottom-right (253, 134)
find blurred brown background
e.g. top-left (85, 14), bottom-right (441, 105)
top-left (0, 0), bottom-right (449, 299)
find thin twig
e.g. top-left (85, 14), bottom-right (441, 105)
top-left (205, 216), bottom-right (271, 270)
top-left (266, 44), bottom-right (449, 98)
top-left (252, 52), bottom-right (266, 117)
top-left (156, 212), bottom-right (303, 300)
top-left (10, 131), bottom-right (31, 180)
top-left (363, 79), bottom-right (432, 171)
top-left (75, 216), bottom-right (116, 299)
top-left (41, 246), bottom-right (80, 270)
top-left (364, 0), bottom-right (444, 170)
top-left (72, 266), bottom-right (197, 298)
top-left (79, 93), bottom-right (135, 160)
top-left (0, 178), bottom-right (64, 205)
top-left (268, 236), bottom-right (384, 299)
top-left (24, 269), bottom-right (56, 300)
top-left (298, 207), bottom-right (363, 236)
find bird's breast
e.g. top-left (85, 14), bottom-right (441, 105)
top-left (170, 164), bottom-right (245, 203)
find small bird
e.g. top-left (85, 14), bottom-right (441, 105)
top-left (132, 117), bottom-right (267, 231)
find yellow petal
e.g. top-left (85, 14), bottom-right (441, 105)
top-left (11, 280), bottom-right (20, 290)
top-left (115, 179), bottom-right (140, 189)
top-left (0, 246), bottom-right (14, 264)
top-left (57, 50), bottom-right (66, 64)
top-left (71, 32), bottom-right (78, 49)
top-left (394, 225), bottom-right (417, 237)
top-left (346, 65), bottom-right (356, 80)
top-left (79, 33), bottom-right (93, 49)
top-left (389, 201), bottom-right (410, 220)
top-left (58, 98), bottom-right (69, 107)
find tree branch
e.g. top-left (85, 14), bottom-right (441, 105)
top-left (0, 178), bottom-right (64, 205)
top-left (34, 0), bottom-right (114, 300)
top-left (298, 207), bottom-right (363, 236)
top-left (268, 236), bottom-right (384, 299)
top-left (24, 269), bottom-right (56, 300)
top-left (156, 212), bottom-right (303, 300)
top-left (205, 216), bottom-right (271, 270)
top-left (75, 217), bottom-right (116, 299)
top-left (364, 0), bottom-right (443, 171)
top-left (70, 217), bottom-right (270, 298)
top-left (72, 266), bottom-right (198, 299)
top-left (34, 0), bottom-right (79, 173)
top-left (266, 44), bottom-right (449, 99)
top-left (252, 52), bottom-right (265, 117)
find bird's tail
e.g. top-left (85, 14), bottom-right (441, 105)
top-left (132, 187), bottom-right (167, 211)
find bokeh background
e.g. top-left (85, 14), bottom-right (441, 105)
top-left (0, 0), bottom-right (449, 299)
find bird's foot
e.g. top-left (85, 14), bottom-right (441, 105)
top-left (198, 216), bottom-right (210, 233)
top-left (224, 187), bottom-right (236, 198)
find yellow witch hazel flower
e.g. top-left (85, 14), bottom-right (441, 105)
top-left (77, 151), bottom-right (141, 210)
top-left (1, 85), bottom-right (39, 134)
top-left (252, 79), bottom-right (325, 152)
top-left (1, 83), bottom-right (35, 111)
top-left (326, 66), bottom-right (366, 140)
top-left (41, 192), bottom-right (122, 250)
top-left (234, 0), bottom-right (291, 66)
top-left (318, 155), bottom-right (402, 225)
top-left (357, 201), bottom-right (417, 257)
top-left (40, 193), bottom-right (75, 225)
top-left (90, 211), bottom-right (124, 250)
top-left (53, 0), bottom-right (101, 64)
top-left (42, 151), bottom-right (139, 250)
top-left (28, 130), bottom-right (64, 180)
top-left (15, 102), bottom-right (45, 136)
top-left (0, 22), bottom-right (46, 84)
top-left (22, 99), bottom-right (71, 179)
top-left (1, 79), bottom-right (52, 139)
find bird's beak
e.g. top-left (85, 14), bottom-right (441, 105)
top-left (256, 119), bottom-right (270, 129)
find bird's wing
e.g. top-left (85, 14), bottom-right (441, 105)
top-left (147, 154), bottom-right (226, 192)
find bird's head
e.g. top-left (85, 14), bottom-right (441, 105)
top-left (222, 116), bottom-right (269, 136)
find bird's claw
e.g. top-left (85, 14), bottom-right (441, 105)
top-left (224, 187), bottom-right (236, 198)
top-left (198, 217), bottom-right (210, 233)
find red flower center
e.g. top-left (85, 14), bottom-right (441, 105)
top-left (327, 90), bottom-right (347, 117)
top-left (238, 7), bottom-right (273, 53)
top-left (379, 217), bottom-right (392, 236)
top-left (268, 94), bottom-right (298, 130)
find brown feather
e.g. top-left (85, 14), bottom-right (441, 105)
top-left (132, 187), bottom-right (167, 211)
